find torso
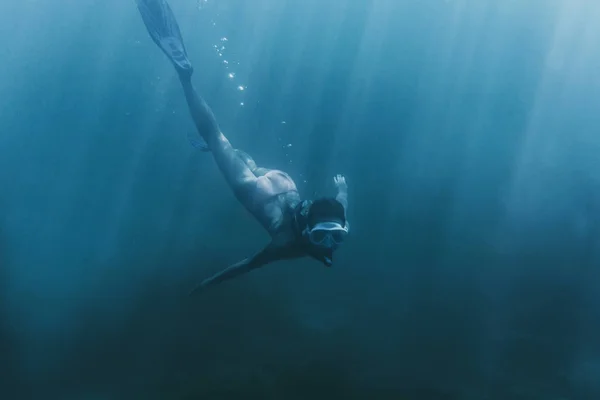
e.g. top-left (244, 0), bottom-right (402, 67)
top-left (240, 170), bottom-right (334, 265)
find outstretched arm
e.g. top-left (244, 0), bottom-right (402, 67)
top-left (190, 242), bottom-right (296, 294)
top-left (334, 174), bottom-right (349, 213)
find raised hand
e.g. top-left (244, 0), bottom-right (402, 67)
top-left (333, 174), bottom-right (348, 192)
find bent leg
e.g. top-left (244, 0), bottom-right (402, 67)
top-left (137, 0), bottom-right (259, 198)
top-left (179, 75), bottom-right (258, 196)
top-left (235, 149), bottom-right (271, 177)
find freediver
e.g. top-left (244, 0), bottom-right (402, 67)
top-left (135, 0), bottom-right (350, 292)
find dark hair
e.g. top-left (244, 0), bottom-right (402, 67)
top-left (307, 197), bottom-right (346, 227)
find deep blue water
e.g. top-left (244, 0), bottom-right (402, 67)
top-left (0, 0), bottom-right (599, 398)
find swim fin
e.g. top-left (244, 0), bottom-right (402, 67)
top-left (137, 0), bottom-right (208, 150)
top-left (135, 0), bottom-right (193, 74)
top-left (187, 130), bottom-right (210, 151)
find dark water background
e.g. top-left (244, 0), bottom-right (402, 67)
top-left (0, 0), bottom-right (599, 398)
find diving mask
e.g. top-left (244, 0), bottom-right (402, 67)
top-left (305, 221), bottom-right (349, 247)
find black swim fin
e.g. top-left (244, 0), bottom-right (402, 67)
top-left (137, 0), bottom-right (209, 151)
top-left (187, 130), bottom-right (210, 151)
top-left (135, 0), bottom-right (193, 73)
